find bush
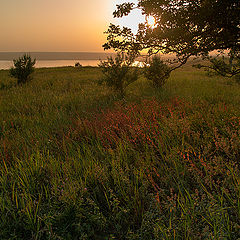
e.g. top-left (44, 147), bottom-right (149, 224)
top-left (144, 56), bottom-right (170, 88)
top-left (75, 62), bottom-right (82, 67)
top-left (193, 48), bottom-right (240, 78)
top-left (98, 52), bottom-right (139, 97)
top-left (10, 54), bottom-right (36, 84)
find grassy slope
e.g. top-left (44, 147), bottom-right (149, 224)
top-left (0, 66), bottom-right (239, 239)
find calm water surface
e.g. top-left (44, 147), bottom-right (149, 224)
top-left (0, 60), bottom-right (101, 70)
top-left (0, 52), bottom-right (146, 69)
top-left (0, 60), bottom-right (144, 70)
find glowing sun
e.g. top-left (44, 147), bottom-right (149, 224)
top-left (112, 1), bottom-right (157, 33)
top-left (147, 16), bottom-right (156, 28)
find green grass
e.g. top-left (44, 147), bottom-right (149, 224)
top-left (0, 66), bottom-right (239, 239)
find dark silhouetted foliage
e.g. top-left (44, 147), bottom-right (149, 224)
top-left (104, 0), bottom-right (240, 70)
top-left (144, 56), bottom-right (170, 88)
top-left (10, 54), bottom-right (36, 84)
top-left (75, 62), bottom-right (82, 67)
top-left (98, 52), bottom-right (139, 97)
top-left (194, 48), bottom-right (240, 78)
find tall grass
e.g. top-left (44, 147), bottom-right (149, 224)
top-left (0, 66), bottom-right (239, 239)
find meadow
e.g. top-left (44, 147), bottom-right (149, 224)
top-left (0, 65), bottom-right (239, 239)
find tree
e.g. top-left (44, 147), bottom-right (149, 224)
top-left (144, 55), bottom-right (170, 88)
top-left (98, 52), bottom-right (139, 97)
top-left (10, 54), bottom-right (36, 84)
top-left (194, 48), bottom-right (240, 78)
top-left (104, 0), bottom-right (240, 72)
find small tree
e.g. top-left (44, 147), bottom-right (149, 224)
top-left (194, 48), bottom-right (240, 79)
top-left (104, 0), bottom-right (240, 71)
top-left (75, 62), bottom-right (82, 67)
top-left (98, 52), bottom-right (139, 97)
top-left (144, 56), bottom-right (170, 88)
top-left (10, 54), bottom-right (36, 84)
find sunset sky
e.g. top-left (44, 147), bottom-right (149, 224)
top-left (0, 0), bottom-right (144, 52)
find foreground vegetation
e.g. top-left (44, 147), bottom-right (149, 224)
top-left (0, 66), bottom-right (239, 239)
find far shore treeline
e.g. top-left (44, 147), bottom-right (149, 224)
top-left (0, 52), bottom-right (116, 61)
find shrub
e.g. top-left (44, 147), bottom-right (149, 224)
top-left (75, 62), bottom-right (82, 67)
top-left (10, 54), bottom-right (36, 84)
top-left (194, 48), bottom-right (240, 78)
top-left (98, 52), bottom-right (139, 97)
top-left (144, 56), bottom-right (170, 88)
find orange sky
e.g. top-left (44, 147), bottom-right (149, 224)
top-left (0, 0), bottom-right (143, 52)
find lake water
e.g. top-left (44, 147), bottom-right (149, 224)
top-left (0, 51), bottom-right (146, 69)
top-left (0, 60), bottom-right (101, 70)
top-left (0, 52), bottom-right (116, 70)
top-left (0, 60), bottom-right (146, 70)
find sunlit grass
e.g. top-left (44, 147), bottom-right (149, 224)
top-left (0, 66), bottom-right (239, 239)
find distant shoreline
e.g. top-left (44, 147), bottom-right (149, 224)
top-left (0, 59), bottom-right (103, 70)
top-left (0, 52), bottom-right (115, 61)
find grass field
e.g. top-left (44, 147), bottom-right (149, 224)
top-left (0, 66), bottom-right (240, 239)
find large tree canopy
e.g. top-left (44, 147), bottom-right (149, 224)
top-left (104, 0), bottom-right (240, 68)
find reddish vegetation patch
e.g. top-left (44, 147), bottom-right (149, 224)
top-left (72, 97), bottom-right (239, 220)
top-left (76, 97), bottom-right (187, 148)
top-left (74, 97), bottom-right (239, 158)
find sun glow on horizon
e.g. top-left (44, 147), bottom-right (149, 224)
top-left (0, 0), bottom-right (157, 52)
